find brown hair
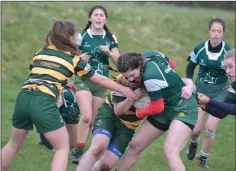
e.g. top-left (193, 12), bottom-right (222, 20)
top-left (224, 49), bottom-right (235, 60)
top-left (45, 20), bottom-right (79, 55)
top-left (208, 18), bottom-right (226, 32)
top-left (116, 52), bottom-right (145, 87)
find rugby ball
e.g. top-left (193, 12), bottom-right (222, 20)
top-left (133, 96), bottom-right (150, 109)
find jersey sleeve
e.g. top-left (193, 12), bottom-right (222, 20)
top-left (77, 33), bottom-right (83, 50)
top-left (73, 55), bottom-right (95, 79)
top-left (224, 43), bottom-right (231, 52)
top-left (143, 62), bottom-right (168, 101)
top-left (187, 48), bottom-right (198, 64)
top-left (110, 34), bottom-right (119, 49)
top-left (112, 91), bottom-right (126, 103)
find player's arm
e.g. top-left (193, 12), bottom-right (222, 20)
top-left (113, 88), bottom-right (145, 116)
top-left (136, 63), bottom-right (166, 119)
top-left (113, 98), bottom-right (135, 116)
top-left (206, 98), bottom-right (236, 115)
top-left (186, 48), bottom-right (198, 79)
top-left (198, 93), bottom-right (236, 116)
top-left (109, 34), bottom-right (120, 63)
top-left (100, 34), bottom-right (120, 63)
top-left (73, 56), bottom-right (138, 101)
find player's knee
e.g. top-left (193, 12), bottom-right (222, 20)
top-left (92, 144), bottom-right (106, 159)
top-left (129, 139), bottom-right (142, 153)
top-left (100, 162), bottom-right (111, 171)
top-left (192, 129), bottom-right (202, 137)
top-left (205, 129), bottom-right (216, 139)
top-left (81, 115), bottom-right (92, 124)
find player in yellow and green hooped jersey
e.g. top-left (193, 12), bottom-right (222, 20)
top-left (76, 74), bottom-right (145, 171)
top-left (185, 18), bottom-right (231, 168)
top-left (1, 20), bottom-right (138, 171)
top-left (72, 5), bottom-right (120, 164)
top-left (115, 51), bottom-right (198, 171)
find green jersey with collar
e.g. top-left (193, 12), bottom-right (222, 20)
top-left (77, 28), bottom-right (118, 77)
top-left (143, 52), bottom-right (184, 106)
top-left (187, 40), bottom-right (231, 84)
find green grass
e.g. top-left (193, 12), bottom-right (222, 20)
top-left (1, 2), bottom-right (235, 171)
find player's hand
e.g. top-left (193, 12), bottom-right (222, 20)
top-left (197, 93), bottom-right (210, 105)
top-left (99, 45), bottom-right (111, 56)
top-left (121, 87), bottom-right (139, 101)
top-left (80, 53), bottom-right (91, 62)
top-left (181, 86), bottom-right (193, 100)
top-left (64, 82), bottom-right (77, 93)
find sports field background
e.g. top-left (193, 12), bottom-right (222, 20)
top-left (1, 2), bottom-right (235, 171)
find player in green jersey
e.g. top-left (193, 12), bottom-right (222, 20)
top-left (72, 5), bottom-right (121, 164)
top-left (197, 49), bottom-right (236, 116)
top-left (115, 51), bottom-right (198, 171)
top-left (1, 20), bottom-right (137, 171)
top-left (185, 18), bottom-right (231, 168)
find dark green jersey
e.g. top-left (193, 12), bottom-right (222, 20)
top-left (143, 53), bottom-right (184, 106)
top-left (23, 45), bottom-right (95, 98)
top-left (143, 50), bottom-right (169, 62)
top-left (187, 40), bottom-right (231, 84)
top-left (77, 28), bottom-right (118, 77)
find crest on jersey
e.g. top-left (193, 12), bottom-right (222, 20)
top-left (85, 63), bottom-right (91, 71)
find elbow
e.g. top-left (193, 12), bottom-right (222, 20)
top-left (153, 103), bottom-right (164, 114)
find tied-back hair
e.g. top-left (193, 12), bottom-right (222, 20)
top-left (116, 52), bottom-right (145, 87)
top-left (45, 20), bottom-right (79, 55)
top-left (83, 5), bottom-right (117, 46)
top-left (208, 18), bottom-right (226, 32)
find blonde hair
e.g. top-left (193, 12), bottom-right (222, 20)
top-left (224, 49), bottom-right (235, 60)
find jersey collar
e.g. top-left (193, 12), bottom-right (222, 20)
top-left (47, 45), bottom-right (71, 55)
top-left (205, 40), bottom-right (225, 54)
top-left (87, 28), bottom-right (106, 39)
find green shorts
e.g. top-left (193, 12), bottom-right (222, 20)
top-left (195, 79), bottom-right (228, 101)
top-left (74, 76), bottom-right (107, 99)
top-left (12, 89), bottom-right (64, 134)
top-left (92, 104), bottom-right (135, 158)
top-left (147, 94), bottom-right (198, 131)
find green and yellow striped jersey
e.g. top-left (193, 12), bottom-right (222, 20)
top-left (105, 75), bottom-right (143, 130)
top-left (23, 45), bottom-right (95, 98)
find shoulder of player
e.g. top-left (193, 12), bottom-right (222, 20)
top-left (223, 41), bottom-right (231, 51)
top-left (143, 61), bottom-right (164, 79)
top-left (143, 50), bottom-right (165, 58)
top-left (78, 30), bottom-right (90, 40)
top-left (193, 41), bottom-right (206, 53)
top-left (105, 32), bottom-right (118, 43)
